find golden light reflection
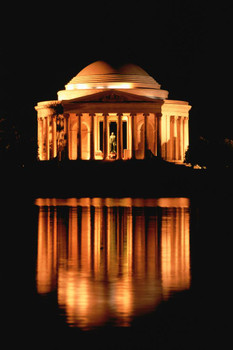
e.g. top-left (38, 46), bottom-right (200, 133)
top-left (36, 198), bottom-right (190, 329)
top-left (161, 208), bottom-right (190, 298)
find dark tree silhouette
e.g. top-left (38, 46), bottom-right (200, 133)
top-left (0, 117), bottom-right (37, 166)
top-left (185, 136), bottom-right (233, 168)
top-left (0, 117), bottom-right (21, 163)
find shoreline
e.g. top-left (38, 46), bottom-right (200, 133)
top-left (3, 159), bottom-right (233, 200)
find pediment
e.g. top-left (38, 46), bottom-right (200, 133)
top-left (63, 89), bottom-right (156, 104)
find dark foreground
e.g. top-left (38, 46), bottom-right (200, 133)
top-left (2, 158), bottom-right (233, 198)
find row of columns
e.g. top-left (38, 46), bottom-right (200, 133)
top-left (73, 112), bottom-right (162, 161)
top-left (38, 112), bottom-right (188, 162)
top-left (38, 115), bottom-right (68, 161)
top-left (168, 116), bottom-right (189, 162)
top-left (75, 112), bottom-right (121, 161)
top-left (38, 113), bottom-right (162, 161)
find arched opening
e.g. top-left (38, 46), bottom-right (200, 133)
top-left (136, 117), bottom-right (155, 159)
top-left (147, 120), bottom-right (155, 155)
top-left (137, 121), bottom-right (144, 159)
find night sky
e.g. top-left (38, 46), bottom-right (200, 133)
top-left (1, 1), bottom-right (232, 143)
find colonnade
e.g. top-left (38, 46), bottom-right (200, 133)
top-left (162, 115), bottom-right (189, 162)
top-left (37, 112), bottom-right (189, 162)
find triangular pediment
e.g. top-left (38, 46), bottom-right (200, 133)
top-left (62, 89), bottom-right (156, 104)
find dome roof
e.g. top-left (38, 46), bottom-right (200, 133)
top-left (67, 61), bottom-right (156, 86)
top-left (77, 61), bottom-right (150, 76)
top-left (77, 61), bottom-right (118, 76)
top-left (58, 61), bottom-right (169, 100)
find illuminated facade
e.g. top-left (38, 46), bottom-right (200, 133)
top-left (35, 61), bottom-right (191, 162)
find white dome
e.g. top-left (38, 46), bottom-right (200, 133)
top-left (58, 61), bottom-right (168, 100)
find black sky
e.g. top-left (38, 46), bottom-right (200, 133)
top-left (1, 0), bottom-right (232, 142)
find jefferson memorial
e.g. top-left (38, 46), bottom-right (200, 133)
top-left (35, 61), bottom-right (191, 162)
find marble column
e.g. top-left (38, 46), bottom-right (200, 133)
top-left (177, 117), bottom-right (181, 161)
top-left (156, 113), bottom-right (162, 157)
top-left (143, 113), bottom-right (149, 159)
top-left (174, 116), bottom-right (179, 160)
top-left (183, 117), bottom-right (189, 154)
top-left (66, 114), bottom-right (71, 159)
top-left (90, 113), bottom-right (95, 160)
top-left (64, 114), bottom-right (69, 159)
top-left (37, 117), bottom-right (43, 160)
top-left (178, 117), bottom-right (184, 161)
top-left (166, 115), bottom-right (171, 161)
top-left (153, 114), bottom-right (157, 156)
top-left (170, 116), bottom-right (175, 161)
top-left (69, 114), bottom-right (78, 160)
top-left (103, 113), bottom-right (108, 160)
top-left (52, 115), bottom-right (57, 158)
top-left (46, 116), bottom-right (50, 160)
top-left (130, 114), bottom-right (136, 159)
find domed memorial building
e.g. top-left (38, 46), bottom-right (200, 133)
top-left (35, 61), bottom-right (191, 162)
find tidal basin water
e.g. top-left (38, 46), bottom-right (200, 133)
top-left (2, 196), bottom-right (232, 349)
top-left (35, 198), bottom-right (190, 330)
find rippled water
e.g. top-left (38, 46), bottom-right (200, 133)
top-left (35, 198), bottom-right (191, 330)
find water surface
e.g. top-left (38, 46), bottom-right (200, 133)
top-left (35, 197), bottom-right (191, 330)
top-left (3, 194), bottom-right (232, 349)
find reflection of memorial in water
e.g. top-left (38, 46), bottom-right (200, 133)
top-left (36, 198), bottom-right (190, 329)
